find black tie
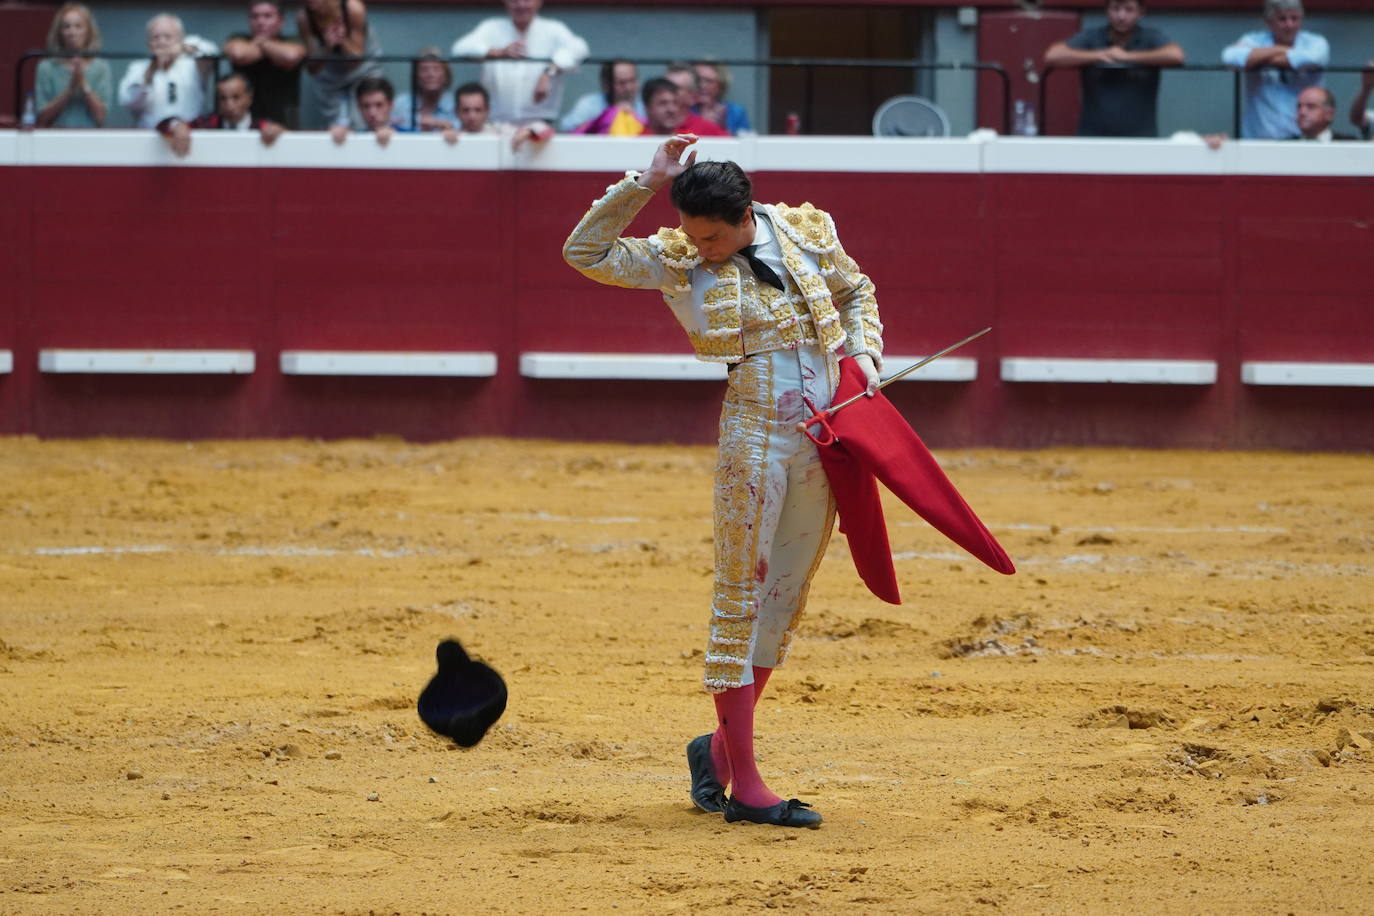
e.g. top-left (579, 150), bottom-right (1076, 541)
top-left (740, 244), bottom-right (785, 292)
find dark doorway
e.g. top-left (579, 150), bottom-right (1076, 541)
top-left (766, 6), bottom-right (925, 135)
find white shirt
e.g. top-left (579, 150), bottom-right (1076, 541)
top-left (733, 208), bottom-right (788, 290)
top-left (118, 55), bottom-right (205, 129)
top-left (1220, 29), bottom-right (1329, 139)
top-left (451, 15), bottom-right (588, 124)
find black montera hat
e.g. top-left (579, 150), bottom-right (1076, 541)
top-left (416, 639), bottom-right (507, 747)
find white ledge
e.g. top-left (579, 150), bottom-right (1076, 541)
top-left (520, 352), bottom-right (727, 381)
top-left (1001, 357), bottom-right (1217, 385)
top-left (280, 351), bottom-right (497, 377)
top-left (1241, 361), bottom-right (1374, 387)
top-left (38, 349), bottom-right (254, 374)
top-left (882, 355), bottom-right (977, 382)
top-left (5, 130), bottom-right (1374, 176)
top-left (0, 350), bottom-right (11, 374)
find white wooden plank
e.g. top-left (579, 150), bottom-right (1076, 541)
top-left (279, 351), bottom-right (497, 377)
top-left (1001, 357), bottom-right (1217, 385)
top-left (1241, 361), bottom-right (1374, 387)
top-left (882, 355), bottom-right (978, 382)
top-left (38, 349), bottom-right (254, 374)
top-left (520, 352), bottom-right (727, 381)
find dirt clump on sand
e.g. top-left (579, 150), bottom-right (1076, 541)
top-left (1, 438), bottom-right (1372, 913)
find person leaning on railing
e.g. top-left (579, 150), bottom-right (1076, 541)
top-left (449, 0), bottom-right (587, 128)
top-left (223, 1), bottom-right (306, 129)
top-left (297, 0), bottom-right (384, 129)
top-left (330, 75), bottom-right (458, 147)
top-left (159, 72), bottom-right (287, 158)
top-left (1042, 0), bottom-right (1183, 138)
top-left (34, 3), bottom-right (111, 128)
top-left (1221, 0), bottom-right (1329, 140)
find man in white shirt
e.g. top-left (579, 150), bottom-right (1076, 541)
top-left (117, 13), bottom-right (216, 129)
top-left (1220, 0), bottom-right (1329, 139)
top-left (450, 0), bottom-right (588, 125)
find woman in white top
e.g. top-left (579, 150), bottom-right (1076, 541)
top-left (117, 14), bottom-right (214, 129)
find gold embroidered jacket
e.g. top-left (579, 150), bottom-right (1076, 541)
top-left (562, 173), bottom-right (884, 365)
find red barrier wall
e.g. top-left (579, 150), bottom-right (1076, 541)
top-left (3, 150), bottom-right (1372, 449)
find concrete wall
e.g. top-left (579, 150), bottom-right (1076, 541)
top-left (3, 131), bottom-right (1372, 449)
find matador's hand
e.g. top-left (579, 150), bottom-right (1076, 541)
top-left (638, 134), bottom-right (699, 192)
top-left (853, 354), bottom-right (880, 396)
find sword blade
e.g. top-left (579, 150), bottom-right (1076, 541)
top-left (828, 327), bottom-right (991, 415)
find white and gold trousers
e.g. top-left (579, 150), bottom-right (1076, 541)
top-left (704, 341), bottom-right (838, 693)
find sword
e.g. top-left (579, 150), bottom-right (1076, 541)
top-left (799, 327), bottom-right (992, 437)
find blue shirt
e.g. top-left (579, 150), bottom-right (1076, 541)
top-left (1221, 29), bottom-right (1329, 139)
top-left (391, 92), bottom-right (457, 131)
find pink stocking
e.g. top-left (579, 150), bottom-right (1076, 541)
top-left (711, 667), bottom-right (782, 808)
top-left (710, 666), bottom-right (773, 788)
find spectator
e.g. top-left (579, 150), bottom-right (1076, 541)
top-left (333, 75), bottom-right (394, 145)
top-left (223, 1), bottom-right (305, 128)
top-left (393, 47), bottom-right (456, 132)
top-left (1292, 86), bottom-right (1356, 140)
top-left (640, 77), bottom-right (686, 136)
top-left (34, 3), bottom-right (111, 129)
top-left (159, 72), bottom-right (286, 157)
top-left (1043, 0), bottom-right (1183, 137)
top-left (561, 59), bottom-right (645, 134)
top-left (1222, 0), bottom-right (1329, 139)
top-left (456, 81), bottom-right (497, 133)
top-left (450, 0), bottom-right (588, 126)
top-left (194, 73), bottom-right (284, 138)
top-left (454, 81), bottom-right (551, 148)
top-left (331, 75), bottom-right (457, 147)
top-left (298, 0), bottom-right (384, 129)
top-left (663, 63), bottom-right (729, 137)
top-left (692, 60), bottom-right (752, 136)
top-left (1349, 63), bottom-right (1374, 140)
top-left (117, 14), bottom-right (217, 130)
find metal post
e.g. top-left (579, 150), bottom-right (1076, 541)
top-left (1232, 69), bottom-right (1242, 138)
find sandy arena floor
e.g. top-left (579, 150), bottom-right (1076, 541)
top-left (1, 436), bottom-right (1372, 914)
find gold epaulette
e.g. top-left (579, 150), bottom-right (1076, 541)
top-left (772, 203), bottom-right (839, 256)
top-left (649, 227), bottom-right (701, 270)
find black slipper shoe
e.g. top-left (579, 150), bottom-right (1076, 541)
top-left (723, 796), bottom-right (822, 828)
top-left (686, 734), bottom-right (726, 813)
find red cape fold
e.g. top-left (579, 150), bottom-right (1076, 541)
top-left (811, 357), bottom-right (1016, 604)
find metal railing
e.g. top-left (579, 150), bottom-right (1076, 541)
top-left (1038, 63), bottom-right (1373, 138)
top-left (14, 50), bottom-right (1013, 135)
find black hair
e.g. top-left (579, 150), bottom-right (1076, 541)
top-left (670, 160), bottom-right (753, 226)
top-left (599, 59), bottom-right (633, 105)
top-left (220, 71), bottom-right (254, 94)
top-left (355, 75), bottom-right (394, 103)
top-left (641, 76), bottom-right (677, 110)
top-left (455, 81), bottom-right (489, 106)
